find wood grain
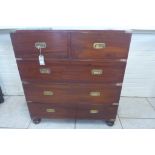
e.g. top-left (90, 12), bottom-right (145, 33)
top-left (28, 102), bottom-right (76, 119)
top-left (71, 31), bottom-right (131, 59)
top-left (17, 60), bottom-right (126, 83)
top-left (11, 30), bottom-right (69, 59)
top-left (28, 102), bottom-right (117, 119)
top-left (10, 30), bottom-right (131, 122)
top-left (23, 82), bottom-right (121, 104)
top-left (76, 104), bottom-right (118, 119)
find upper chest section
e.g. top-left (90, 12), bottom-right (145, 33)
top-left (10, 30), bottom-right (131, 61)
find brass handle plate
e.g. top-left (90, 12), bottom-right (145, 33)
top-left (46, 108), bottom-right (55, 113)
top-left (43, 91), bottom-right (54, 96)
top-left (90, 109), bottom-right (99, 114)
top-left (91, 69), bottom-right (103, 75)
top-left (40, 68), bottom-right (51, 74)
top-left (90, 92), bottom-right (101, 96)
top-left (93, 43), bottom-right (106, 49)
top-left (35, 42), bottom-right (46, 49)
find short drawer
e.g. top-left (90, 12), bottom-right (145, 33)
top-left (28, 102), bottom-right (76, 119)
top-left (23, 83), bottom-right (121, 104)
top-left (11, 30), bottom-right (68, 59)
top-left (76, 104), bottom-right (118, 119)
top-left (71, 31), bottom-right (131, 59)
top-left (17, 60), bottom-right (126, 83)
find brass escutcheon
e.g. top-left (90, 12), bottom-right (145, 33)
top-left (35, 42), bottom-right (46, 49)
top-left (91, 69), bottom-right (103, 75)
top-left (40, 68), bottom-right (51, 74)
top-left (90, 92), bottom-right (101, 96)
top-left (90, 109), bottom-right (99, 114)
top-left (43, 91), bottom-right (54, 96)
top-left (93, 43), bottom-right (106, 49)
top-left (46, 108), bottom-right (55, 113)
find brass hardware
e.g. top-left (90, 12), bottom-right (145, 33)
top-left (22, 81), bottom-right (29, 84)
top-left (90, 109), bottom-right (99, 114)
top-left (35, 42), bottom-right (46, 49)
top-left (116, 83), bottom-right (122, 86)
top-left (119, 59), bottom-right (127, 62)
top-left (16, 58), bottom-right (23, 61)
top-left (43, 91), bottom-right (54, 96)
top-left (27, 101), bottom-right (32, 103)
top-left (93, 43), bottom-right (106, 49)
top-left (46, 108), bottom-right (55, 113)
top-left (91, 69), bottom-right (103, 75)
top-left (40, 68), bottom-right (51, 74)
top-left (125, 30), bottom-right (132, 33)
top-left (112, 103), bottom-right (119, 106)
top-left (90, 92), bottom-right (101, 96)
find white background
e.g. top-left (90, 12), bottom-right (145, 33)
top-left (0, 130), bottom-right (155, 155)
top-left (0, 0), bottom-right (155, 30)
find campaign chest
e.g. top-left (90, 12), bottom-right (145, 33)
top-left (11, 30), bottom-right (131, 126)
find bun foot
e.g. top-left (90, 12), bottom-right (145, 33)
top-left (32, 118), bottom-right (41, 124)
top-left (105, 120), bottom-right (115, 126)
top-left (0, 99), bottom-right (4, 104)
top-left (0, 87), bottom-right (4, 104)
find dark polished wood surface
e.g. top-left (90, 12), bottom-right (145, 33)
top-left (28, 102), bottom-right (76, 119)
top-left (23, 82), bottom-right (121, 104)
top-left (71, 31), bottom-right (131, 59)
top-left (76, 104), bottom-right (118, 119)
top-left (11, 31), bottom-right (68, 59)
top-left (28, 102), bottom-right (117, 120)
top-left (11, 30), bottom-right (131, 125)
top-left (17, 60), bottom-right (126, 83)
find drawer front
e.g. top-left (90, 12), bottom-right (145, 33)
top-left (17, 60), bottom-right (126, 83)
top-left (11, 30), bottom-right (68, 59)
top-left (76, 104), bottom-right (118, 119)
top-left (23, 83), bottom-right (121, 104)
top-left (71, 31), bottom-right (131, 59)
top-left (28, 102), bottom-right (76, 118)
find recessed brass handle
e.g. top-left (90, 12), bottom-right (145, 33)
top-left (35, 42), bottom-right (46, 49)
top-left (90, 109), bottom-right (99, 114)
top-left (40, 68), bottom-right (51, 74)
top-left (46, 108), bottom-right (55, 113)
top-left (90, 92), bottom-right (101, 96)
top-left (43, 91), bottom-right (54, 96)
top-left (93, 43), bottom-right (106, 49)
top-left (91, 69), bottom-right (103, 75)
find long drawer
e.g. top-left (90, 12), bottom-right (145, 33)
top-left (71, 30), bottom-right (131, 60)
top-left (23, 82), bottom-right (121, 104)
top-left (28, 102), bottom-right (117, 119)
top-left (17, 60), bottom-right (126, 83)
top-left (11, 30), bottom-right (68, 59)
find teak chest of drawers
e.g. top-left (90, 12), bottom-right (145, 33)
top-left (11, 30), bottom-right (131, 126)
